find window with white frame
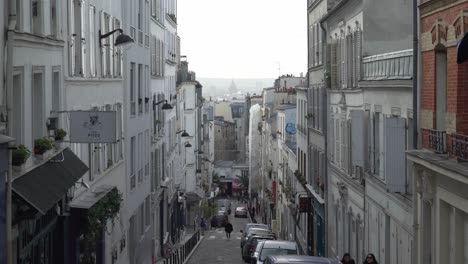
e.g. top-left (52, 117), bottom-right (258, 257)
top-left (329, 24), bottom-right (362, 89)
top-left (89, 6), bottom-right (96, 77)
top-left (151, 37), bottom-right (165, 77)
top-left (50, 0), bottom-right (58, 37)
top-left (69, 0), bottom-right (85, 77)
top-left (114, 103), bottom-right (123, 162)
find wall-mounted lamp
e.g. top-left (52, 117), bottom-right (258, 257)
top-left (194, 150), bottom-right (204, 154)
top-left (176, 130), bottom-right (190, 137)
top-left (99, 28), bottom-right (134, 48)
top-left (153, 100), bottom-right (173, 110)
top-left (185, 142), bottom-right (192, 148)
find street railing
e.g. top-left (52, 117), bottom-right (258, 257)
top-left (163, 230), bottom-right (201, 264)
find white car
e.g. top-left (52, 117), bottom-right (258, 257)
top-left (235, 207), bottom-right (248, 218)
top-left (253, 240), bottom-right (299, 264)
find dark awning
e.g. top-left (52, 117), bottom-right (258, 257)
top-left (13, 148), bottom-right (89, 214)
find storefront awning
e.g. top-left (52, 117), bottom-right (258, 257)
top-left (12, 148), bottom-right (89, 214)
top-left (69, 184), bottom-right (114, 209)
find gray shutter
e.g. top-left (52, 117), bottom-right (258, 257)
top-left (337, 39), bottom-right (342, 88)
top-left (351, 110), bottom-right (365, 167)
top-left (341, 35), bottom-right (346, 89)
top-left (355, 29), bottom-right (362, 83)
top-left (364, 111), bottom-right (370, 171)
top-left (100, 11), bottom-right (106, 77)
top-left (330, 43), bottom-right (337, 89)
top-left (384, 117), bottom-right (406, 193)
top-left (330, 116), bottom-right (335, 160)
top-left (69, 0), bottom-right (75, 76)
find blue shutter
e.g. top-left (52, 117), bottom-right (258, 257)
top-left (351, 110), bottom-right (365, 167)
top-left (384, 117), bottom-right (406, 193)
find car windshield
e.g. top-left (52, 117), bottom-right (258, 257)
top-left (259, 248), bottom-right (297, 261)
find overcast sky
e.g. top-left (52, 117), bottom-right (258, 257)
top-left (177, 0), bottom-right (307, 79)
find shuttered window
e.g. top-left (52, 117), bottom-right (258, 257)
top-left (340, 33), bottom-right (346, 89)
top-left (384, 117), bottom-right (406, 192)
top-left (354, 29), bottom-right (362, 84)
top-left (69, 0), bottom-right (75, 76)
top-left (330, 116), bottom-right (335, 161)
top-left (89, 6), bottom-right (96, 77)
top-left (335, 118), bottom-right (340, 165)
top-left (351, 110), bottom-right (365, 168)
top-left (330, 43), bottom-right (338, 89)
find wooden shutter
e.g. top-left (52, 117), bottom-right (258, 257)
top-left (330, 43), bottom-right (337, 89)
top-left (384, 117), bottom-right (406, 193)
top-left (100, 11), bottom-right (106, 77)
top-left (336, 39), bottom-right (342, 89)
top-left (351, 110), bottom-right (365, 167)
top-left (355, 29), bottom-right (362, 83)
top-left (341, 35), bottom-right (346, 89)
top-left (69, 0), bottom-right (75, 76)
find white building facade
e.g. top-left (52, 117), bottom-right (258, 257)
top-left (322, 0), bottom-right (414, 263)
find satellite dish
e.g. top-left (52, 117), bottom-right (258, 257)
top-left (457, 32), bottom-right (468, 64)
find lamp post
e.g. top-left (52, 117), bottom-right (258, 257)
top-left (99, 28), bottom-right (134, 48)
top-left (153, 100), bottom-right (173, 110)
top-left (176, 130), bottom-right (190, 137)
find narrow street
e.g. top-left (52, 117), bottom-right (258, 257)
top-left (186, 199), bottom-right (253, 264)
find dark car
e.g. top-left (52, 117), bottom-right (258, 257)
top-left (241, 227), bottom-right (275, 249)
top-left (241, 235), bottom-right (275, 263)
top-left (263, 255), bottom-right (340, 264)
top-left (211, 213), bottom-right (228, 228)
top-left (240, 224), bottom-right (271, 248)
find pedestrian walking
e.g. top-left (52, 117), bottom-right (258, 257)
top-left (363, 253), bottom-right (378, 264)
top-left (341, 253), bottom-right (356, 264)
top-left (224, 220), bottom-right (233, 239)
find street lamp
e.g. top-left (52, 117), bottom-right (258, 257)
top-left (99, 28), bottom-right (134, 48)
top-left (153, 100), bottom-right (173, 110)
top-left (176, 130), bottom-right (190, 137)
top-left (194, 150), bottom-right (204, 154)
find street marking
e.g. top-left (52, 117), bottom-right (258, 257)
top-left (209, 236), bottom-right (216, 240)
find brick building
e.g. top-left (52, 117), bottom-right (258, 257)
top-left (407, 1), bottom-right (468, 264)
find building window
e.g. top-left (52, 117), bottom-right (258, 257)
top-left (131, 136), bottom-right (136, 189)
top-left (32, 71), bottom-right (45, 141)
top-left (114, 19), bottom-right (122, 77)
top-left (372, 112), bottom-right (381, 177)
top-left (69, 0), bottom-right (85, 77)
top-left (50, 0), bottom-right (58, 37)
top-left (130, 63), bottom-right (136, 115)
top-left (89, 6), bottom-right (96, 77)
top-left (32, 0), bottom-right (42, 35)
top-left (12, 70), bottom-right (24, 144)
top-left (138, 133), bottom-right (143, 183)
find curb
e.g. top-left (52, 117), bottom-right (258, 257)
top-left (182, 235), bottom-right (205, 264)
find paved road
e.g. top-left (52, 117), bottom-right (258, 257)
top-left (187, 199), bottom-right (251, 264)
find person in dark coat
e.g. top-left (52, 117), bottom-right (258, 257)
top-left (341, 253), bottom-right (356, 264)
top-left (224, 220), bottom-right (233, 239)
top-left (363, 253), bottom-right (378, 264)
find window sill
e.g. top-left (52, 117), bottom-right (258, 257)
top-left (65, 76), bottom-right (123, 82)
top-left (151, 17), bottom-right (165, 28)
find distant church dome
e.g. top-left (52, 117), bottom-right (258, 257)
top-left (228, 80), bottom-right (238, 94)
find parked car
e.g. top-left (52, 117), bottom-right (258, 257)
top-left (240, 223), bottom-right (271, 247)
top-left (211, 213), bottom-right (227, 228)
top-left (241, 235), bottom-right (275, 263)
top-left (217, 199), bottom-right (231, 214)
top-left (263, 255), bottom-right (340, 264)
top-left (240, 227), bottom-right (274, 249)
top-left (253, 240), bottom-right (299, 264)
top-left (235, 207), bottom-right (248, 218)
top-left (251, 240), bottom-right (266, 264)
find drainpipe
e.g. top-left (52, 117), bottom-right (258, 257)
top-left (319, 21), bottom-right (329, 258)
top-left (6, 0), bottom-right (16, 263)
top-left (412, 0), bottom-right (419, 263)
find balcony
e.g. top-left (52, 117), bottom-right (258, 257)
top-left (362, 49), bottom-right (413, 81)
top-left (421, 128), bottom-right (468, 162)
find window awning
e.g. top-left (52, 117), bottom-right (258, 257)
top-left (12, 148), bottom-right (89, 214)
top-left (69, 184), bottom-right (114, 209)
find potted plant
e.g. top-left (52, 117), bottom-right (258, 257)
top-left (12, 145), bottom-right (31, 172)
top-left (54, 128), bottom-right (67, 141)
top-left (34, 137), bottom-right (54, 160)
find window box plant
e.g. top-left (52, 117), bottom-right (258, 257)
top-left (34, 137), bottom-right (54, 161)
top-left (12, 145), bottom-right (31, 172)
top-left (54, 128), bottom-right (67, 141)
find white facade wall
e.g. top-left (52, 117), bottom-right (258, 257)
top-left (122, 0), bottom-right (153, 262)
top-left (248, 104), bottom-right (262, 195)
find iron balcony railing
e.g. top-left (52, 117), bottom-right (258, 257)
top-left (427, 129), bottom-right (446, 154)
top-left (450, 133), bottom-right (468, 161)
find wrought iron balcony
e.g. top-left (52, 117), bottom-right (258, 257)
top-left (427, 129), bottom-right (446, 154)
top-left (450, 133), bottom-right (468, 161)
